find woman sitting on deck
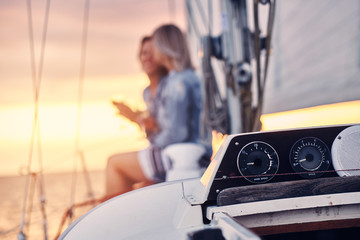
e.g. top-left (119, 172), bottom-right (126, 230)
top-left (105, 24), bottom-right (212, 200)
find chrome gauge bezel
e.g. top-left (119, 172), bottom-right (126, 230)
top-left (237, 141), bottom-right (279, 183)
top-left (289, 136), bottom-right (331, 178)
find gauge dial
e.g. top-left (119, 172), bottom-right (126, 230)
top-left (237, 141), bottom-right (279, 183)
top-left (290, 137), bottom-right (331, 178)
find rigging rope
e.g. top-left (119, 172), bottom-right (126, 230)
top-left (68, 0), bottom-right (92, 225)
top-left (186, 0), bottom-right (229, 136)
top-left (253, 0), bottom-right (261, 107)
top-left (252, 0), bottom-right (276, 131)
top-left (202, 36), bottom-right (229, 134)
top-left (17, 0), bottom-right (95, 239)
top-left (19, 0), bottom-right (51, 239)
top-left (24, 174), bottom-right (37, 237)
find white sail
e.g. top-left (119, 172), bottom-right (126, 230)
top-left (264, 0), bottom-right (360, 113)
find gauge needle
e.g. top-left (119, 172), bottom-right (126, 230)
top-left (299, 158), bottom-right (307, 163)
top-left (247, 162), bottom-right (255, 165)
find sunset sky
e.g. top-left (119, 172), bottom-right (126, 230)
top-left (1, 0), bottom-right (359, 177)
top-left (0, 0), bottom-right (186, 176)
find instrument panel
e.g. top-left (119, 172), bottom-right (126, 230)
top-left (207, 125), bottom-right (355, 201)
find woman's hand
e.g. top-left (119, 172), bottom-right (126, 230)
top-left (112, 101), bottom-right (160, 137)
top-left (112, 101), bottom-right (138, 123)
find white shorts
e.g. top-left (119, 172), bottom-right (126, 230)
top-left (138, 146), bottom-right (167, 182)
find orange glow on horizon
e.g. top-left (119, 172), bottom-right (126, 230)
top-left (0, 73), bottom-right (150, 176)
top-left (261, 100), bottom-right (360, 131)
top-left (1, 97), bottom-right (359, 176)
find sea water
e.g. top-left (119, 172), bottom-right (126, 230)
top-left (0, 170), bottom-right (105, 240)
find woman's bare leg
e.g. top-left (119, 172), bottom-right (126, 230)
top-left (105, 151), bottom-right (149, 197)
top-left (132, 180), bottom-right (154, 190)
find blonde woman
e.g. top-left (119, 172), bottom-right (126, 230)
top-left (143, 24), bottom-right (212, 180)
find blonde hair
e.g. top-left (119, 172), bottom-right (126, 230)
top-left (152, 24), bottom-right (194, 71)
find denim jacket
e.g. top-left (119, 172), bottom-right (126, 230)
top-left (143, 69), bottom-right (212, 157)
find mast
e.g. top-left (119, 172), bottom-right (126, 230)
top-left (220, 0), bottom-right (252, 133)
top-left (186, 0), bottom-right (276, 134)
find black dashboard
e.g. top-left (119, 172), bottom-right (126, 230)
top-left (207, 124), bottom-right (355, 201)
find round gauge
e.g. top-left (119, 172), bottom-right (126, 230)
top-left (237, 141), bottom-right (279, 183)
top-left (289, 137), bottom-right (331, 178)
